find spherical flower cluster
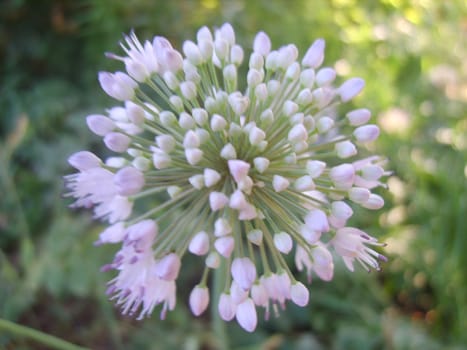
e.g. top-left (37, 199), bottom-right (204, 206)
top-left (65, 23), bottom-right (388, 332)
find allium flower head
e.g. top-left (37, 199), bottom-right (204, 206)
top-left (65, 23), bottom-right (388, 332)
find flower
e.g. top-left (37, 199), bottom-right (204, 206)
top-left (65, 23), bottom-right (388, 332)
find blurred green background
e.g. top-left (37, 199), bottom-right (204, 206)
top-left (1, 0), bottom-right (466, 349)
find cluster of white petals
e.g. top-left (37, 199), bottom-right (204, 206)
top-left (65, 23), bottom-right (388, 332)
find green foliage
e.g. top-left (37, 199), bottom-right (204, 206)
top-left (1, 0), bottom-right (466, 348)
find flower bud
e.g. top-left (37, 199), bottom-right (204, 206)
top-left (231, 257), bottom-right (256, 290)
top-left (302, 38), bottom-right (325, 68)
top-left (189, 285), bottom-right (209, 316)
top-left (104, 132), bottom-right (131, 152)
top-left (114, 166), bottom-right (144, 196)
top-left (156, 253), bottom-right (181, 281)
top-left (338, 77), bottom-right (365, 102)
top-left (86, 114), bottom-right (115, 136)
top-left (189, 231), bottom-right (210, 256)
top-left (274, 232), bottom-right (293, 254)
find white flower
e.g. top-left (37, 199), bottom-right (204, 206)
top-left (66, 23), bottom-right (387, 332)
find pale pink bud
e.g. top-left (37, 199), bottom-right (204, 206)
top-left (268, 79), bottom-right (281, 96)
top-left (251, 282), bottom-right (268, 307)
top-left (156, 134), bottom-right (176, 153)
top-left (300, 69), bottom-right (315, 87)
top-left (189, 285), bottom-right (209, 316)
top-left (229, 190), bottom-right (248, 210)
top-left (335, 140), bottom-right (357, 158)
top-left (180, 81), bottom-right (197, 100)
top-left (214, 38), bottom-right (229, 61)
top-left (125, 59), bottom-right (148, 82)
top-left (230, 281), bottom-right (248, 304)
top-left (86, 114), bottom-right (115, 136)
top-left (68, 151), bottom-right (101, 170)
top-left (249, 52), bottom-right (264, 69)
top-left (304, 209), bottom-right (329, 233)
top-left (272, 175), bottom-right (289, 192)
top-left (236, 298), bottom-right (257, 332)
top-left (210, 114), bottom-right (227, 131)
top-left (96, 222), bottom-right (125, 244)
top-left (274, 232), bottom-right (293, 254)
top-left (179, 112), bottom-right (196, 129)
top-left (231, 257), bottom-right (256, 290)
top-left (228, 93), bottom-right (249, 115)
top-left (349, 187), bottom-right (371, 203)
top-left (253, 31), bottom-right (271, 56)
top-left (220, 143), bottom-right (237, 160)
top-left (302, 38), bottom-right (325, 68)
top-left (114, 166), bottom-right (144, 196)
top-left (98, 71), bottom-right (136, 101)
top-left (189, 231), bottom-right (210, 256)
top-left (285, 62), bottom-right (301, 80)
top-left (247, 229), bottom-right (263, 245)
top-left (205, 252), bottom-right (220, 269)
top-left (306, 160), bottom-right (326, 178)
top-left (361, 165), bottom-right (385, 181)
top-left (294, 175), bottom-right (315, 191)
top-left (331, 201), bottom-right (353, 220)
top-left (296, 88), bottom-right (313, 106)
top-left (316, 67), bottom-right (336, 86)
top-left (290, 113), bottom-right (304, 125)
top-left (188, 174), bottom-right (205, 189)
top-left (220, 23), bottom-right (235, 45)
top-left (125, 219), bottom-right (157, 248)
top-left (260, 109), bottom-right (274, 124)
top-left (125, 101), bottom-right (146, 125)
top-left (185, 148), bottom-right (203, 165)
top-left (214, 236), bottom-right (235, 258)
top-left (152, 151), bottom-right (171, 169)
top-left (238, 203), bottom-right (257, 220)
top-left (204, 168), bottom-right (221, 187)
top-left (316, 116), bottom-right (334, 133)
top-left (183, 130), bottom-right (200, 149)
top-left (209, 191), bottom-right (229, 211)
top-left (197, 26), bottom-right (213, 43)
top-left (214, 218), bottom-right (232, 237)
top-left (311, 245), bottom-right (334, 281)
top-left (255, 83), bottom-right (268, 101)
top-left (198, 39), bottom-right (213, 60)
top-left (362, 193), bottom-right (384, 210)
top-left (230, 44), bottom-right (244, 65)
top-left (338, 77), bottom-right (365, 102)
top-left (290, 282), bottom-right (309, 307)
top-left (330, 164), bottom-right (355, 189)
top-left (218, 293), bottom-right (236, 321)
top-left (156, 253), bottom-right (181, 281)
top-left (346, 108), bottom-right (371, 126)
top-left (159, 111), bottom-right (177, 126)
top-left (224, 64), bottom-right (237, 84)
top-left (278, 44), bottom-right (298, 69)
top-left (300, 224), bottom-right (321, 244)
top-left (163, 71), bottom-right (180, 90)
top-left (192, 108), bottom-right (208, 125)
top-left (249, 126), bottom-right (266, 145)
top-left (183, 40), bottom-right (203, 65)
top-left (353, 125), bottom-right (380, 142)
top-left (104, 132), bottom-right (131, 152)
top-left (163, 49), bottom-right (183, 73)
top-left (253, 157), bottom-right (270, 173)
top-left (283, 100), bottom-right (299, 117)
top-left (265, 51), bottom-right (279, 71)
top-left (288, 123), bottom-right (307, 143)
top-left (228, 159), bottom-right (250, 183)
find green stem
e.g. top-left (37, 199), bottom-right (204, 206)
top-left (212, 262), bottom-right (229, 350)
top-left (0, 318), bottom-right (90, 350)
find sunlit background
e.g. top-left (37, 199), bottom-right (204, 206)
top-left (1, 0), bottom-right (466, 349)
